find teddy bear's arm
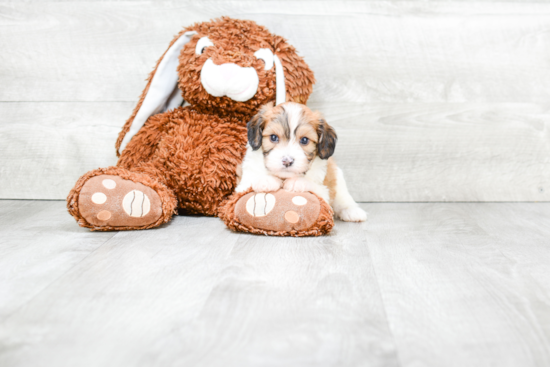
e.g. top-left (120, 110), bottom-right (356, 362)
top-left (117, 109), bottom-right (181, 169)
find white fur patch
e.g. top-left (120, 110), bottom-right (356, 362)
top-left (305, 157), bottom-right (328, 184)
top-left (331, 167), bottom-right (367, 222)
top-left (283, 103), bottom-right (303, 141)
top-left (200, 59), bottom-right (259, 102)
top-left (236, 145), bottom-right (270, 192)
top-left (264, 103), bottom-right (315, 178)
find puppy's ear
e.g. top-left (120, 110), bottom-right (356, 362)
top-left (317, 119), bottom-right (338, 159)
top-left (247, 112), bottom-right (265, 150)
top-left (247, 103), bottom-right (273, 150)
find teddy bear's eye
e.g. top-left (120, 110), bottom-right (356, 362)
top-left (270, 134), bottom-right (279, 143)
top-left (254, 48), bottom-right (274, 70)
top-left (195, 36), bottom-right (214, 55)
top-left (300, 137), bottom-right (309, 145)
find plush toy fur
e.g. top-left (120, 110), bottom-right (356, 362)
top-left (67, 17), bottom-right (333, 236)
top-left (219, 189), bottom-right (334, 237)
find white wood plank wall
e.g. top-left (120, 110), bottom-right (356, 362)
top-left (1, 1), bottom-right (549, 201)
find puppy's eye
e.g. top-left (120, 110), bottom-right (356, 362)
top-left (300, 137), bottom-right (309, 145)
top-left (195, 36), bottom-right (214, 55)
top-left (270, 134), bottom-right (279, 143)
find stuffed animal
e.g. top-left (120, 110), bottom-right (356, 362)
top-left (67, 17), bottom-right (334, 236)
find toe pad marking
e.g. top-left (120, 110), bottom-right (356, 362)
top-left (292, 196), bottom-right (307, 206)
top-left (78, 174), bottom-right (163, 228)
top-left (91, 192), bottom-right (107, 204)
top-left (234, 190), bottom-right (321, 233)
top-left (102, 179), bottom-right (117, 189)
top-left (97, 210), bottom-right (111, 221)
top-left (284, 210), bottom-right (300, 223)
top-left (122, 190), bottom-right (151, 217)
top-left (246, 193), bottom-right (276, 217)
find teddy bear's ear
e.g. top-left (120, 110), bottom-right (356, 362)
top-left (116, 30), bottom-right (197, 155)
top-left (273, 54), bottom-right (286, 106)
top-left (272, 36), bottom-right (316, 105)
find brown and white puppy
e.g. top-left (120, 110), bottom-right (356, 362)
top-left (236, 102), bottom-right (367, 222)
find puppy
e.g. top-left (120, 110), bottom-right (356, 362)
top-left (235, 102), bottom-right (367, 222)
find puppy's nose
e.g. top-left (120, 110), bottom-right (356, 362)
top-left (282, 156), bottom-right (294, 167)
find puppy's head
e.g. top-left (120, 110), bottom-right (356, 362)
top-left (247, 102), bottom-right (337, 178)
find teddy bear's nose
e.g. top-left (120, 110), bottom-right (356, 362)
top-left (219, 63), bottom-right (239, 81)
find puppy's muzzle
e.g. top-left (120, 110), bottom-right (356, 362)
top-left (282, 156), bottom-right (294, 168)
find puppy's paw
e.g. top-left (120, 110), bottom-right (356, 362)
top-left (252, 176), bottom-right (283, 192)
top-left (235, 183), bottom-right (248, 193)
top-left (337, 206), bottom-right (367, 222)
top-left (283, 177), bottom-right (314, 193)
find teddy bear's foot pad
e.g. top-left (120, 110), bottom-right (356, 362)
top-left (235, 190), bottom-right (322, 233)
top-left (78, 175), bottom-right (162, 227)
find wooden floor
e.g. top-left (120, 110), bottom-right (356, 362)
top-left (0, 200), bottom-right (549, 366)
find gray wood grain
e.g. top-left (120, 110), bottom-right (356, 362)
top-left (0, 102), bottom-right (126, 199)
top-left (320, 102), bottom-right (550, 202)
top-left (1, 1), bottom-right (549, 201)
top-left (149, 221), bottom-right (397, 367)
top-left (366, 202), bottom-right (550, 367)
top-left (0, 200), bottom-right (116, 319)
top-left (2, 200), bottom-right (550, 366)
top-left (1, 101), bottom-right (548, 202)
top-left (1, 2), bottom-right (550, 103)
top-left (0, 200), bottom-right (398, 367)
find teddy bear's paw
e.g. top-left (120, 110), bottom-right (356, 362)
top-left (234, 190), bottom-right (323, 233)
top-left (77, 175), bottom-right (163, 228)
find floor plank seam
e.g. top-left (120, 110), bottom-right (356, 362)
top-left (0, 200), bottom-right (35, 219)
top-left (362, 227), bottom-right (405, 367)
top-left (1, 231), bottom-right (120, 322)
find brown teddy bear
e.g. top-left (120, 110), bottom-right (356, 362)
top-left (67, 17), bottom-right (334, 236)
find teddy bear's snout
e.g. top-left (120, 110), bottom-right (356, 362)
top-left (219, 64), bottom-right (239, 81)
top-left (200, 59), bottom-right (259, 102)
